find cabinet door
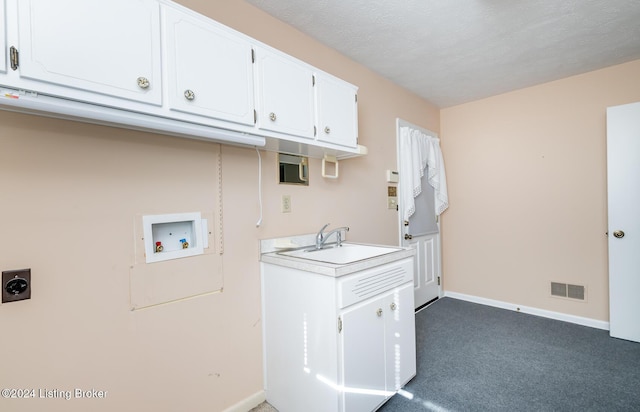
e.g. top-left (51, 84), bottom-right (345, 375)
top-left (17, 0), bottom-right (162, 105)
top-left (164, 7), bottom-right (255, 126)
top-left (384, 283), bottom-right (417, 390)
top-left (315, 73), bottom-right (358, 148)
top-left (340, 296), bottom-right (387, 412)
top-left (255, 48), bottom-right (315, 139)
top-left (0, 0), bottom-right (6, 74)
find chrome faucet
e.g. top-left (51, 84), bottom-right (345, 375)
top-left (315, 223), bottom-right (350, 249)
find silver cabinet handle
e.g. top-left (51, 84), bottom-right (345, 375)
top-left (184, 89), bottom-right (195, 101)
top-left (137, 77), bottom-right (150, 89)
top-left (324, 126), bottom-right (331, 134)
top-left (376, 308), bottom-right (383, 317)
top-left (390, 302), bottom-right (397, 311)
top-left (269, 112), bottom-right (277, 121)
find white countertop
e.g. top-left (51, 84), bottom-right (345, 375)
top-left (260, 238), bottom-right (415, 277)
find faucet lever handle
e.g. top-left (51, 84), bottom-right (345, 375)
top-left (319, 223), bottom-right (330, 236)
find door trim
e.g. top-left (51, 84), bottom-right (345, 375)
top-left (396, 118), bottom-right (443, 305)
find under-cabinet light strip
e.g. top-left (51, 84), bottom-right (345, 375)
top-left (0, 88), bottom-right (266, 147)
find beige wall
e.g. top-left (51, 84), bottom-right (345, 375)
top-left (0, 1), bottom-right (438, 411)
top-left (440, 59), bottom-right (640, 322)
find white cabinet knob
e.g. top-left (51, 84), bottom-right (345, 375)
top-left (137, 77), bottom-right (150, 89)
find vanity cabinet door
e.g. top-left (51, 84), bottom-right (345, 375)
top-left (315, 73), bottom-right (358, 148)
top-left (254, 47), bottom-right (315, 139)
top-left (339, 281), bottom-right (416, 411)
top-left (164, 6), bottom-right (255, 126)
top-left (384, 282), bottom-right (416, 391)
top-left (340, 295), bottom-right (387, 412)
top-left (0, 0), bottom-right (6, 74)
top-left (16, 0), bottom-right (162, 105)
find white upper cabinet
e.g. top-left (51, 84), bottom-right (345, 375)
top-left (0, 0), bottom-right (363, 157)
top-left (0, 0), bottom-right (6, 74)
top-left (164, 6), bottom-right (255, 126)
top-left (254, 47), bottom-right (315, 139)
top-left (16, 0), bottom-right (162, 105)
top-left (315, 73), bottom-right (358, 148)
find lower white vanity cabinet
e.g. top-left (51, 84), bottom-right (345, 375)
top-left (261, 256), bottom-right (416, 412)
top-left (341, 282), bottom-right (416, 412)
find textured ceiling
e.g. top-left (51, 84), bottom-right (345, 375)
top-left (246, 0), bottom-right (640, 108)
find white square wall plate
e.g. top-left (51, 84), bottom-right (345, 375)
top-left (142, 212), bottom-right (204, 263)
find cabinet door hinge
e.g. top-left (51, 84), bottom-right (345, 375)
top-left (338, 316), bottom-right (342, 333)
top-left (312, 75), bottom-right (315, 86)
top-left (437, 276), bottom-right (441, 286)
top-left (253, 110), bottom-right (257, 124)
top-left (251, 48), bottom-right (255, 63)
top-left (355, 94), bottom-right (358, 103)
top-left (314, 126), bottom-right (317, 137)
top-left (10, 46), bottom-right (19, 71)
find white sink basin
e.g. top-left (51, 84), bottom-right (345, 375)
top-left (278, 243), bottom-right (402, 264)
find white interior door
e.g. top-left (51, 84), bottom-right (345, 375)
top-left (403, 175), bottom-right (440, 308)
top-left (607, 101), bottom-right (640, 343)
top-left (397, 120), bottom-right (441, 309)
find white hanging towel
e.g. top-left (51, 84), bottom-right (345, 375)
top-left (399, 127), bottom-right (427, 221)
top-left (427, 137), bottom-right (449, 215)
top-left (399, 126), bottom-right (448, 221)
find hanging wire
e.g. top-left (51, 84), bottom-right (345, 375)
top-left (255, 147), bottom-right (263, 227)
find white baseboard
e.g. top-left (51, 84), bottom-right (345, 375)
top-left (221, 390), bottom-right (265, 412)
top-left (443, 291), bottom-right (610, 331)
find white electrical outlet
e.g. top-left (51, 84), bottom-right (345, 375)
top-left (282, 195), bottom-right (292, 213)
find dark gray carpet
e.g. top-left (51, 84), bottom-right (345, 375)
top-left (379, 297), bottom-right (640, 412)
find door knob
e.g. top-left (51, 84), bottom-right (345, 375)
top-left (613, 230), bottom-right (625, 238)
top-left (404, 234), bottom-right (413, 240)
